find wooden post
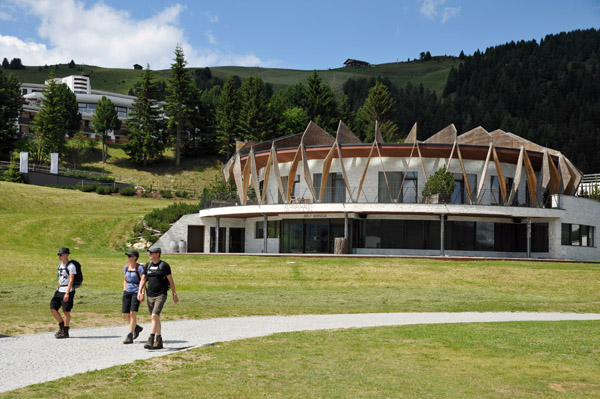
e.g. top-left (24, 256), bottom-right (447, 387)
top-left (334, 238), bottom-right (347, 254)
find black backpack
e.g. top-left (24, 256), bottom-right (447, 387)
top-left (69, 260), bottom-right (84, 288)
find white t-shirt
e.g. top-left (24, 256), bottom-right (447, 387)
top-left (57, 262), bottom-right (77, 293)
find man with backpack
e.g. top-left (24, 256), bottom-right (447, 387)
top-left (50, 247), bottom-right (80, 339)
top-left (137, 247), bottom-right (178, 350)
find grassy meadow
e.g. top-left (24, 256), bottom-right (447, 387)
top-left (1, 181), bottom-right (599, 398)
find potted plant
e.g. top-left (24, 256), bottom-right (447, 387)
top-left (422, 166), bottom-right (456, 204)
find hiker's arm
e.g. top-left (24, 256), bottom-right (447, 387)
top-left (137, 275), bottom-right (147, 302)
top-left (167, 275), bottom-right (178, 303)
top-left (123, 274), bottom-right (127, 291)
top-left (64, 274), bottom-right (74, 300)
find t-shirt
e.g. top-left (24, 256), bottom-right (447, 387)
top-left (57, 262), bottom-right (77, 293)
top-left (142, 261), bottom-right (171, 297)
top-left (123, 263), bottom-right (144, 293)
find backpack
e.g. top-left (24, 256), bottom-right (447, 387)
top-left (144, 260), bottom-right (169, 290)
top-left (69, 260), bottom-right (84, 288)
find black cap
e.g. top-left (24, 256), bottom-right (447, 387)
top-left (57, 247), bottom-right (70, 255)
top-left (125, 249), bottom-right (139, 258)
top-left (148, 247), bottom-right (162, 254)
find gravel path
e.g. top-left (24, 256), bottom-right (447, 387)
top-left (1, 312), bottom-right (599, 393)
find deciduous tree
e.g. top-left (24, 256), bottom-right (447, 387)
top-left (92, 96), bottom-right (121, 163)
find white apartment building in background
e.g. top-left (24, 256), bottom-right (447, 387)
top-left (19, 75), bottom-right (136, 143)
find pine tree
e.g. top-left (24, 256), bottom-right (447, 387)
top-left (0, 69), bottom-right (25, 158)
top-left (92, 96), bottom-right (121, 163)
top-left (239, 75), bottom-right (272, 142)
top-left (125, 66), bottom-right (166, 166)
top-left (215, 75), bottom-right (241, 158)
top-left (358, 82), bottom-right (399, 142)
top-left (166, 44), bottom-right (194, 167)
top-left (304, 70), bottom-right (338, 131)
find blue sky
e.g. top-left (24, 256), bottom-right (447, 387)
top-left (0, 0), bottom-right (598, 70)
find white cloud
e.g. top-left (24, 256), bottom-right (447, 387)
top-left (205, 11), bottom-right (219, 23)
top-left (206, 30), bottom-right (217, 45)
top-left (419, 0), bottom-right (460, 23)
top-left (0, 10), bottom-right (14, 21)
top-left (0, 0), bottom-right (270, 69)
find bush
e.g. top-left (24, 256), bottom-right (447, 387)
top-left (3, 161), bottom-right (24, 183)
top-left (141, 189), bottom-right (152, 198)
top-left (109, 185), bottom-right (119, 194)
top-left (159, 189), bottom-right (172, 199)
top-left (119, 186), bottom-right (137, 196)
top-left (422, 166), bottom-right (456, 197)
top-left (143, 202), bottom-right (202, 234)
top-left (95, 185), bottom-right (112, 195)
top-left (79, 184), bottom-right (98, 192)
top-left (175, 189), bottom-right (190, 198)
top-left (63, 170), bottom-right (115, 183)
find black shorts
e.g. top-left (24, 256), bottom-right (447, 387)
top-left (50, 290), bottom-right (75, 312)
top-left (122, 291), bottom-right (141, 313)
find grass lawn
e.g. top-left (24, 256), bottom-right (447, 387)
top-left (1, 182), bottom-right (599, 397)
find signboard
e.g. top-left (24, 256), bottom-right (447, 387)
top-left (50, 153), bottom-right (58, 174)
top-left (19, 152), bottom-right (28, 173)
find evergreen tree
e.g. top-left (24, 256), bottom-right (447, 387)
top-left (165, 44), bottom-right (194, 166)
top-left (91, 96), bottom-right (121, 163)
top-left (215, 75), bottom-right (241, 158)
top-left (304, 70), bottom-right (338, 131)
top-left (358, 82), bottom-right (399, 142)
top-left (239, 75), bottom-right (273, 142)
top-left (1, 58), bottom-right (8, 69)
top-left (126, 66), bottom-right (166, 166)
top-left (31, 73), bottom-right (81, 162)
top-left (0, 69), bottom-right (25, 158)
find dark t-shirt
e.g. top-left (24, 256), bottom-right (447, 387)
top-left (143, 261), bottom-right (171, 297)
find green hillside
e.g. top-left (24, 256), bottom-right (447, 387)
top-left (12, 57), bottom-right (459, 96)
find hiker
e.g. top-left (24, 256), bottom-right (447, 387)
top-left (50, 247), bottom-right (77, 339)
top-left (122, 249), bottom-right (144, 344)
top-left (137, 247), bottom-right (178, 350)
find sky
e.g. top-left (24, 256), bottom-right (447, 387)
top-left (0, 0), bottom-right (598, 71)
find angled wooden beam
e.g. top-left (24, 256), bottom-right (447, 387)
top-left (491, 145), bottom-right (507, 204)
top-left (335, 142), bottom-right (355, 202)
top-left (242, 151), bottom-right (252, 205)
top-left (287, 143), bottom-right (303, 202)
top-left (416, 141), bottom-right (428, 184)
top-left (375, 141), bottom-right (394, 202)
top-left (445, 140), bottom-right (457, 170)
top-left (455, 142), bottom-right (474, 204)
top-left (563, 160), bottom-right (577, 196)
top-left (540, 149), bottom-right (551, 197)
top-left (249, 147), bottom-right (262, 205)
top-left (397, 140), bottom-right (417, 202)
top-left (261, 145), bottom-right (274, 204)
top-left (232, 152), bottom-right (244, 205)
top-left (405, 122), bottom-right (418, 143)
top-left (357, 141), bottom-right (377, 202)
top-left (558, 154), bottom-right (572, 194)
top-left (476, 143), bottom-right (493, 203)
top-left (508, 146), bottom-right (525, 205)
top-left (522, 149), bottom-right (537, 205)
top-left (375, 120), bottom-right (384, 144)
top-left (301, 142), bottom-right (317, 201)
top-left (270, 143), bottom-right (286, 202)
top-left (320, 142), bottom-right (336, 202)
top-left (547, 152), bottom-right (561, 195)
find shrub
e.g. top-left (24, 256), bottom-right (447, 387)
top-left (3, 161), bottom-right (24, 183)
top-left (119, 186), bottom-right (137, 196)
top-left (142, 202), bottom-right (202, 235)
top-left (159, 189), bottom-right (172, 199)
top-left (95, 185), bottom-right (112, 195)
top-left (141, 189), bottom-right (152, 198)
top-left (109, 185), bottom-right (119, 194)
top-left (422, 166), bottom-right (456, 197)
top-left (79, 184), bottom-right (98, 192)
top-left (63, 170), bottom-right (115, 183)
top-left (175, 189), bottom-right (190, 198)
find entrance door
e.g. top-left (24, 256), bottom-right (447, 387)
top-left (187, 226), bottom-right (205, 252)
top-left (229, 228), bottom-right (245, 253)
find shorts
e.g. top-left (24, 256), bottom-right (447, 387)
top-left (122, 291), bottom-right (141, 313)
top-left (147, 294), bottom-right (167, 315)
top-left (50, 290), bottom-right (75, 312)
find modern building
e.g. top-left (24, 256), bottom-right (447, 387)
top-left (19, 75), bottom-right (136, 143)
top-left (155, 121), bottom-right (599, 261)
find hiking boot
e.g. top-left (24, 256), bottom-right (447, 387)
top-left (144, 335), bottom-right (155, 349)
top-left (152, 335), bottom-right (163, 350)
top-left (123, 333), bottom-right (134, 344)
top-left (133, 324), bottom-right (143, 340)
top-left (56, 327), bottom-right (69, 339)
top-left (55, 322), bottom-right (64, 338)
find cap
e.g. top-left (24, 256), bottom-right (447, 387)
top-left (148, 247), bottom-right (162, 254)
top-left (125, 249), bottom-right (139, 258)
top-left (57, 247), bottom-right (70, 255)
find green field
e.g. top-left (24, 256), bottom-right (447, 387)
top-left (11, 57), bottom-right (459, 96)
top-left (1, 181), bottom-right (599, 398)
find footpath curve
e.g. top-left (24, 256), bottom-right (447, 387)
top-left (2, 312), bottom-right (600, 393)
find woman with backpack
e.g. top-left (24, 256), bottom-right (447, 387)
top-left (122, 250), bottom-right (144, 344)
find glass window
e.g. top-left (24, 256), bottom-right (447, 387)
top-left (532, 223), bottom-right (549, 252)
top-left (364, 220), bottom-right (381, 248)
top-left (315, 173), bottom-right (346, 203)
top-left (378, 172), bottom-right (402, 203)
top-left (381, 220), bottom-right (405, 248)
top-left (281, 220), bottom-right (303, 253)
top-left (571, 225), bottom-right (581, 246)
top-left (255, 221), bottom-right (280, 239)
top-left (581, 225), bottom-right (589, 247)
top-left (452, 221), bottom-right (475, 250)
top-left (209, 227), bottom-right (226, 253)
top-left (476, 222), bottom-right (495, 251)
top-left (402, 172), bottom-right (418, 203)
top-left (405, 220), bottom-right (424, 249)
top-left (561, 224), bottom-right (571, 245)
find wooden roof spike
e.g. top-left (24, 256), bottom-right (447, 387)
top-left (405, 122), bottom-right (418, 143)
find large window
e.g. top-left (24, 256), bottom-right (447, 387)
top-left (353, 219), bottom-right (440, 250)
top-left (209, 227), bottom-right (226, 253)
top-left (313, 173), bottom-right (346, 203)
top-left (279, 175), bottom-right (299, 203)
top-left (451, 173), bottom-right (477, 204)
top-left (562, 223), bottom-right (595, 247)
top-left (490, 176), bottom-right (514, 205)
top-left (255, 221), bottom-right (280, 239)
top-left (378, 172), bottom-right (417, 203)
